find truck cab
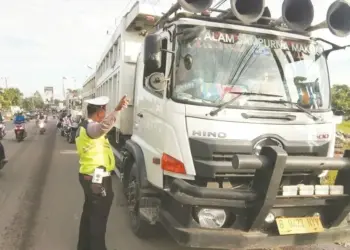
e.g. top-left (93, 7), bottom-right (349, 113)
top-left (106, 0), bottom-right (350, 248)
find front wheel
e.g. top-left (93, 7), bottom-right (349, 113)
top-left (127, 163), bottom-right (154, 238)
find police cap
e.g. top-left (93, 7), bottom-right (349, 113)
top-left (84, 96), bottom-right (110, 107)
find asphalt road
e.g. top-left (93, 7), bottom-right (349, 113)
top-left (0, 119), bottom-right (348, 250)
top-left (3, 120), bottom-right (15, 131)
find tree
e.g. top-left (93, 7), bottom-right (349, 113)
top-left (21, 91), bottom-right (44, 110)
top-left (32, 91), bottom-right (44, 109)
top-left (331, 84), bottom-right (350, 115)
top-left (0, 87), bottom-right (23, 109)
top-left (22, 97), bottom-right (35, 111)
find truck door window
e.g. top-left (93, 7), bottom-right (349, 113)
top-left (143, 38), bottom-right (167, 97)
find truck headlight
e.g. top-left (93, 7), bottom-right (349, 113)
top-left (265, 212), bottom-right (275, 224)
top-left (197, 208), bottom-right (227, 228)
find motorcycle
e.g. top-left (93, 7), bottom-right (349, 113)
top-left (67, 122), bottom-right (79, 144)
top-left (0, 123), bottom-right (6, 140)
top-left (62, 123), bottom-right (69, 137)
top-left (39, 120), bottom-right (46, 134)
top-left (14, 124), bottom-right (26, 142)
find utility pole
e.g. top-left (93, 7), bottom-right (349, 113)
top-left (1, 77), bottom-right (8, 89)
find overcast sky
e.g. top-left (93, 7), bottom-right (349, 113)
top-left (0, 0), bottom-right (349, 99)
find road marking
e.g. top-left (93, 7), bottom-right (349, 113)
top-left (60, 150), bottom-right (77, 154)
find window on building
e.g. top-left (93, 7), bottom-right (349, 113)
top-left (109, 49), bottom-right (113, 67)
top-left (106, 54), bottom-right (109, 69)
top-left (113, 74), bottom-right (117, 107)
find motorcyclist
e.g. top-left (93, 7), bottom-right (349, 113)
top-left (0, 112), bottom-right (4, 129)
top-left (64, 114), bottom-right (73, 127)
top-left (57, 111), bottom-right (66, 128)
top-left (0, 112), bottom-right (7, 165)
top-left (14, 111), bottom-right (26, 125)
top-left (14, 111), bottom-right (27, 139)
top-left (0, 111), bottom-right (5, 137)
top-left (37, 112), bottom-right (45, 120)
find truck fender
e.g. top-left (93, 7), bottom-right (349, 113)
top-left (124, 140), bottom-right (150, 189)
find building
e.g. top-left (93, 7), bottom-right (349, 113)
top-left (82, 73), bottom-right (96, 101)
top-left (81, 73), bottom-right (96, 117)
top-left (93, 1), bottom-right (163, 137)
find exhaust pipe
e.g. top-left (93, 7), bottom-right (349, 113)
top-left (307, 0), bottom-right (350, 37)
top-left (276, 0), bottom-right (314, 32)
top-left (230, 0), bottom-right (266, 24)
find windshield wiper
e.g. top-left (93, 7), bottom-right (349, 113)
top-left (248, 99), bottom-right (320, 121)
top-left (208, 92), bottom-right (283, 116)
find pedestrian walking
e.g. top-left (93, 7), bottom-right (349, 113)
top-left (76, 95), bottom-right (129, 250)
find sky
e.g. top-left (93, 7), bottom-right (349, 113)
top-left (0, 0), bottom-right (349, 99)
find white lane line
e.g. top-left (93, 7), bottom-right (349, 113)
top-left (59, 150), bottom-right (77, 154)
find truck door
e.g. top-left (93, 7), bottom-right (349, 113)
top-left (132, 34), bottom-right (170, 188)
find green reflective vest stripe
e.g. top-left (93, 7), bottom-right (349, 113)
top-left (75, 123), bottom-right (115, 174)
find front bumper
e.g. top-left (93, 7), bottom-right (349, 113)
top-left (161, 210), bottom-right (350, 249)
top-left (159, 146), bottom-right (350, 249)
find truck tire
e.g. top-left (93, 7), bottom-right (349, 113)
top-left (127, 163), bottom-right (154, 238)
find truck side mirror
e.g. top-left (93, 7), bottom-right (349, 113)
top-left (146, 72), bottom-right (166, 92)
top-left (144, 34), bottom-right (162, 74)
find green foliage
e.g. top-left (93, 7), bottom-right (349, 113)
top-left (0, 87), bottom-right (23, 108)
top-left (331, 84), bottom-right (350, 115)
top-left (21, 91), bottom-right (44, 110)
top-left (337, 121), bottom-right (350, 134)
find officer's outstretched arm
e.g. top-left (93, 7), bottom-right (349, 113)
top-left (86, 111), bottom-right (118, 139)
top-left (86, 95), bottom-right (129, 139)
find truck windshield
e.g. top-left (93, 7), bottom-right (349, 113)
top-left (173, 25), bottom-right (330, 111)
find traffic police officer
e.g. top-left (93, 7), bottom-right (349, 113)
top-left (76, 95), bottom-right (129, 250)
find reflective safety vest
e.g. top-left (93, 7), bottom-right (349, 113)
top-left (75, 121), bottom-right (115, 174)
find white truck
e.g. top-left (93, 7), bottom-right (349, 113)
top-left (94, 0), bottom-right (350, 248)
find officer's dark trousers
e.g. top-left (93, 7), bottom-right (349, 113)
top-left (77, 173), bottom-right (114, 250)
top-left (0, 142), bottom-right (5, 160)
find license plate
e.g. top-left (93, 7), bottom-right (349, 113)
top-left (276, 217), bottom-right (324, 235)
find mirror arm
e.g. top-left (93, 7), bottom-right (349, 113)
top-left (311, 37), bottom-right (343, 49)
top-left (312, 37), bottom-right (350, 56)
top-left (161, 49), bottom-right (175, 54)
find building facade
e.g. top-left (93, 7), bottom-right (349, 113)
top-left (82, 73), bottom-right (96, 101)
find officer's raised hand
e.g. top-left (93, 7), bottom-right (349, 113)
top-left (115, 95), bottom-right (129, 111)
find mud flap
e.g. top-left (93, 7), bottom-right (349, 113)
top-left (139, 197), bottom-right (161, 225)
